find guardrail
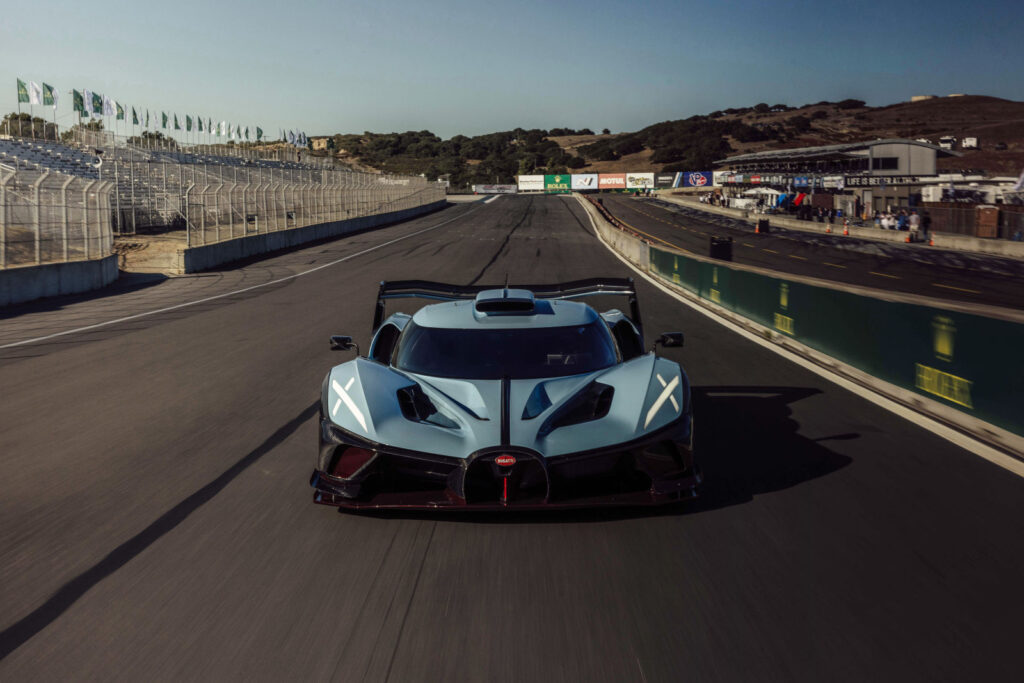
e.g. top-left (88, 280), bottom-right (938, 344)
top-left (579, 194), bottom-right (1024, 453)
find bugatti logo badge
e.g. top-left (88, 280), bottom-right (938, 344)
top-left (495, 455), bottom-right (517, 467)
top-left (688, 173), bottom-right (708, 186)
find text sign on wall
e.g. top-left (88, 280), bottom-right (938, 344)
top-left (626, 172), bottom-right (655, 189)
top-left (571, 174), bottom-right (599, 190)
top-left (517, 175), bottom-right (545, 191)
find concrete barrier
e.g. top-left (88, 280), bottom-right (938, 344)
top-left (0, 254), bottom-right (119, 307)
top-left (575, 194), bottom-right (650, 270)
top-left (655, 193), bottom-right (1024, 257)
top-left (180, 200), bottom-right (448, 274)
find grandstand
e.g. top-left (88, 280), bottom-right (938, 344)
top-left (0, 138), bottom-right (100, 178)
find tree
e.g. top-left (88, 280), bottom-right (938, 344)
top-left (566, 155), bottom-right (586, 169)
top-left (601, 128), bottom-right (610, 135)
top-left (753, 103), bottom-right (770, 114)
top-left (836, 99), bottom-right (866, 110)
top-left (2, 112), bottom-right (58, 140)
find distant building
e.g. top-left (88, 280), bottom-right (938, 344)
top-left (311, 137), bottom-right (329, 151)
top-left (911, 95), bottom-right (937, 102)
top-left (938, 136), bottom-right (957, 150)
top-left (948, 93), bottom-right (966, 97)
top-left (962, 137), bottom-right (979, 149)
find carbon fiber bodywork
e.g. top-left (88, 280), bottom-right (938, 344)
top-left (311, 412), bottom-right (699, 510)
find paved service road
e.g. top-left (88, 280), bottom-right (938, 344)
top-left (598, 194), bottom-right (1024, 312)
top-left (1, 195), bottom-right (1022, 681)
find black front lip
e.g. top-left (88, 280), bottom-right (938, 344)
top-left (312, 416), bottom-right (699, 510)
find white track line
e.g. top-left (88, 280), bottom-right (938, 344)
top-left (581, 200), bottom-right (1024, 478)
top-left (1, 205), bottom-right (479, 350)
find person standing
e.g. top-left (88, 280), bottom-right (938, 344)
top-left (909, 210), bottom-right (921, 237)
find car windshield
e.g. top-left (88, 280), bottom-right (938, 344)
top-left (393, 320), bottom-right (619, 379)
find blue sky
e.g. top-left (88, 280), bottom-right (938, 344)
top-left (1, 0), bottom-right (1021, 140)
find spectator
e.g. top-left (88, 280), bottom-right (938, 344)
top-left (908, 210), bottom-right (920, 235)
top-left (874, 210), bottom-right (882, 228)
top-left (922, 211), bottom-right (932, 235)
top-left (897, 210), bottom-right (908, 231)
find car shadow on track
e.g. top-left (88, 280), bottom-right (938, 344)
top-left (689, 385), bottom-right (853, 514)
top-left (345, 385), bottom-right (852, 524)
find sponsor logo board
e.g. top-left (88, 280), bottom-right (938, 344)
top-left (545, 174), bottom-right (571, 192)
top-left (598, 173), bottom-right (626, 189)
top-left (683, 171), bottom-right (712, 187)
top-left (655, 173), bottom-right (676, 188)
top-left (517, 175), bottom-right (545, 191)
top-left (712, 171), bottom-right (729, 187)
top-left (570, 174), bottom-right (599, 190)
top-left (626, 172), bottom-right (655, 189)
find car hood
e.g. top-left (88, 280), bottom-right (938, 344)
top-left (323, 355), bottom-right (688, 459)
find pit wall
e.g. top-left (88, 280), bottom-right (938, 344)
top-left (577, 194), bottom-right (1024, 455)
top-left (656, 193), bottom-right (1024, 259)
top-left (178, 200), bottom-right (447, 274)
top-left (0, 254), bottom-right (119, 307)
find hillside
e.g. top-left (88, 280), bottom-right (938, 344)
top-left (316, 95), bottom-right (1024, 186)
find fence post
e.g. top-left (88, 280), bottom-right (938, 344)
top-left (0, 172), bottom-right (7, 269)
top-left (33, 173), bottom-right (46, 265)
top-left (185, 183), bottom-right (194, 247)
top-left (113, 157), bottom-right (122, 234)
top-left (81, 179), bottom-right (95, 260)
top-left (61, 175), bottom-right (74, 262)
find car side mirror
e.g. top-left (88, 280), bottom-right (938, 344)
top-left (653, 332), bottom-right (684, 351)
top-left (330, 335), bottom-right (359, 354)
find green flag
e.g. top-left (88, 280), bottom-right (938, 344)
top-left (132, 107), bottom-right (139, 125)
top-left (17, 78), bottom-right (29, 103)
top-left (256, 127), bottom-right (263, 141)
top-left (146, 110), bottom-right (150, 127)
top-left (91, 92), bottom-right (103, 115)
top-left (236, 124), bottom-right (241, 138)
top-left (73, 89), bottom-right (85, 114)
top-left (174, 114), bottom-right (181, 130)
top-left (186, 115), bottom-right (193, 132)
top-left (42, 83), bottom-right (56, 107)
top-left (244, 126), bottom-right (249, 141)
top-left (197, 116), bottom-right (203, 132)
top-left (116, 102), bottom-right (125, 120)
top-left (162, 112), bottom-right (168, 128)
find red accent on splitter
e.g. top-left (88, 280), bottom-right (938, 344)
top-left (496, 455), bottom-right (517, 467)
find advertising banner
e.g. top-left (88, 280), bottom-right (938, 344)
top-left (544, 174), bottom-right (572, 192)
top-left (682, 171), bottom-right (713, 188)
top-left (626, 172), bottom-right (655, 189)
top-left (655, 173), bottom-right (676, 188)
top-left (713, 171), bottom-right (730, 187)
top-left (473, 184), bottom-right (517, 194)
top-left (598, 173), bottom-right (626, 189)
top-left (517, 175), bottom-right (545, 191)
top-left (570, 174), bottom-right (599, 190)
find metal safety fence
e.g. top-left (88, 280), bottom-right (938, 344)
top-left (0, 166), bottom-right (114, 268)
top-left (183, 171), bottom-right (445, 246)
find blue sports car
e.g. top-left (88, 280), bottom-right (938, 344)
top-left (311, 279), bottom-right (699, 509)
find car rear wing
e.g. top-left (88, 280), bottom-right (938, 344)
top-left (372, 278), bottom-right (642, 335)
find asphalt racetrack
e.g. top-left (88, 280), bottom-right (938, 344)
top-left (600, 194), bottom-right (1024, 312)
top-left (1, 195), bottom-right (1022, 681)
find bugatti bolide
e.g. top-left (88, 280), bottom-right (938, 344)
top-left (311, 278), bottom-right (699, 510)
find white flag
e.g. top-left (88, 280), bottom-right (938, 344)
top-left (28, 81), bottom-right (43, 105)
top-left (288, 130), bottom-right (296, 145)
top-left (103, 95), bottom-right (115, 116)
top-left (229, 124), bottom-right (235, 140)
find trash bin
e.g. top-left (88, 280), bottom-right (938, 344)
top-left (756, 218), bottom-right (770, 234)
top-left (709, 235), bottom-right (733, 261)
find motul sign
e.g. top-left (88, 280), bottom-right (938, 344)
top-left (598, 173), bottom-right (626, 188)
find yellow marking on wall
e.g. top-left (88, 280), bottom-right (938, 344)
top-left (823, 262), bottom-right (847, 269)
top-left (915, 364), bottom-right (973, 408)
top-left (710, 288), bottom-right (721, 303)
top-left (788, 254), bottom-right (807, 261)
top-left (869, 271), bottom-right (900, 279)
top-left (931, 316), bottom-right (955, 362)
top-left (762, 248), bottom-right (779, 254)
top-left (774, 312), bottom-right (795, 335)
top-left (713, 267), bottom-right (719, 286)
top-left (779, 283), bottom-right (789, 310)
top-left (672, 273), bottom-right (681, 284)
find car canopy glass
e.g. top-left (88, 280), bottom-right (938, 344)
top-left (393, 320), bottom-right (618, 379)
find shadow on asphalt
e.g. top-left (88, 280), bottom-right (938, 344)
top-left (0, 271), bottom-right (168, 319)
top-left (0, 400), bottom-right (320, 661)
top-left (346, 385), bottom-right (852, 525)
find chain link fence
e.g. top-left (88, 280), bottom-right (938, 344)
top-left (0, 166), bottom-right (114, 268)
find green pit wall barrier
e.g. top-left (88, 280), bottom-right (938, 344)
top-left (648, 246), bottom-right (1024, 438)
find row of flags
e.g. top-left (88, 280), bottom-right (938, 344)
top-left (16, 78), bottom-right (308, 147)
